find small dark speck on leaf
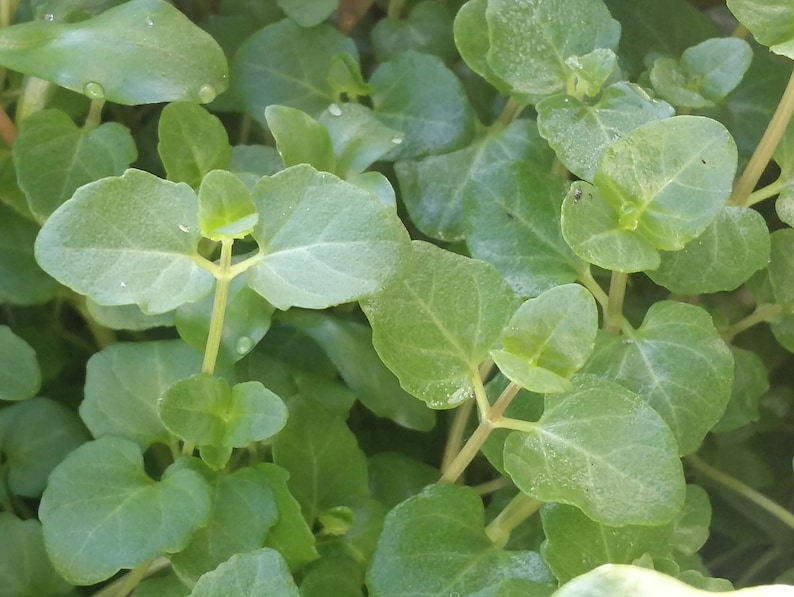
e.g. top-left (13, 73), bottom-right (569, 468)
top-left (573, 187), bottom-right (583, 202)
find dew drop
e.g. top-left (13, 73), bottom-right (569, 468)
top-left (235, 336), bottom-right (255, 355)
top-left (197, 84), bottom-right (216, 103)
top-left (144, 16), bottom-right (154, 26)
top-left (328, 103), bottom-right (342, 116)
top-left (178, 224), bottom-right (190, 233)
top-left (83, 81), bottom-right (105, 100)
top-left (43, 12), bottom-right (54, 21)
top-left (120, 281), bottom-right (127, 288)
top-left (391, 135), bottom-right (404, 145)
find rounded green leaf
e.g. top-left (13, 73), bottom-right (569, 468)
top-left (158, 102), bottom-right (232, 188)
top-left (0, 0), bottom-right (228, 105)
top-left (371, 1), bottom-right (457, 65)
top-left (647, 206), bottom-right (770, 295)
top-left (13, 109), bottom-right (137, 222)
top-left (583, 301), bottom-right (734, 455)
top-left (86, 300), bottom-right (175, 331)
top-left (504, 375), bottom-right (685, 525)
top-left (485, 0), bottom-right (620, 99)
top-left (400, 118), bottom-right (555, 242)
top-left (361, 241), bottom-right (517, 408)
top-left (276, 0), bottom-right (336, 27)
top-left (158, 374), bottom-right (287, 448)
top-left (453, 0), bottom-right (511, 95)
top-left (561, 181), bottom-right (660, 272)
top-left (672, 485), bottom-right (712, 556)
top-left (0, 514), bottom-right (72, 597)
top-left (727, 0), bottom-right (794, 59)
top-left (39, 437), bottom-right (212, 585)
top-left (35, 169), bottom-right (214, 314)
top-left (197, 169), bottom-right (257, 240)
top-left (765, 229), bottom-right (794, 305)
top-left (593, 115), bottom-right (738, 252)
top-left (265, 105), bottom-right (336, 173)
top-left (188, 548), bottom-right (300, 597)
top-left (0, 397), bottom-right (87, 498)
top-left (465, 159), bottom-right (584, 296)
top-left (0, 204), bottom-right (59, 305)
top-left (370, 50), bottom-right (475, 160)
top-left (0, 326), bottom-right (40, 402)
top-left (367, 484), bottom-right (555, 596)
top-left (232, 20), bottom-right (358, 124)
top-left (80, 340), bottom-right (202, 449)
top-left (247, 164), bottom-right (410, 310)
top-left (536, 82), bottom-right (674, 182)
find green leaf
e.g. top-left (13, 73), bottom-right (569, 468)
top-left (536, 82), bottom-right (674, 182)
top-left (551, 564), bottom-right (788, 596)
top-left (176, 276), bottom-right (273, 364)
top-left (672, 485), bottom-right (712, 556)
top-left (0, 514), bottom-right (72, 597)
top-left (35, 169), bottom-right (215, 314)
top-left (171, 466), bottom-right (279, 584)
top-left (504, 375), bottom-right (685, 525)
top-left (367, 484), bottom-right (555, 597)
top-left (318, 103), bottom-right (401, 178)
top-left (0, 0), bottom-right (228, 105)
top-left (86, 300), bottom-right (175, 331)
top-left (232, 20), bottom-right (358, 124)
top-left (371, 2), bottom-right (457, 65)
top-left (484, 0), bottom-right (620, 99)
top-left (132, 569), bottom-right (190, 597)
top-left (279, 309), bottom-right (435, 431)
top-left (0, 326), bottom-right (40, 402)
top-left (765, 229), bottom-right (794, 305)
top-left (727, 0), bottom-right (794, 60)
top-left (0, 397), bottom-right (87, 497)
top-left (247, 164), bottom-right (410, 310)
top-left (80, 340), bottom-right (202, 449)
top-left (276, 0), bottom-right (336, 27)
top-left (712, 347), bottom-right (768, 433)
top-left (158, 374), bottom-right (288, 448)
top-left (561, 181), bottom-right (660, 273)
top-left (272, 399), bottom-right (369, 522)
top-left (188, 548), bottom-right (300, 597)
top-left (564, 49), bottom-right (620, 99)
top-left (258, 463), bottom-right (319, 571)
top-left (197, 169), bottom-right (258, 240)
top-left (13, 109), bottom-right (137, 222)
top-left (300, 552), bottom-right (364, 597)
top-left (368, 452), bottom-right (438, 509)
top-left (361, 241), bottom-right (517, 408)
top-left (158, 102), bottom-right (232, 188)
top-left (540, 503), bottom-right (674, 583)
top-left (453, 0), bottom-right (511, 95)
top-left (583, 301), bottom-right (734, 455)
top-left (398, 118), bottom-right (555, 242)
top-left (370, 50), bottom-right (475, 160)
top-left (39, 437), bottom-right (212, 585)
top-left (0, 204), bottom-right (58, 305)
top-left (265, 105), bottom-right (336, 173)
top-left (492, 284), bottom-right (598, 393)
top-left (647, 206), bottom-right (770, 295)
top-left (649, 39), bottom-right (753, 108)
top-left (229, 144), bottom-right (283, 179)
top-left (464, 160), bottom-right (585, 296)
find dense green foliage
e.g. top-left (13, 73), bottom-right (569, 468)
top-left (2, 0), bottom-right (794, 595)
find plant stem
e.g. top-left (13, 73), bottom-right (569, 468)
top-left (484, 492), bottom-right (543, 548)
top-left (492, 96), bottom-right (525, 130)
top-left (472, 476), bottom-right (511, 495)
top-left (441, 397), bottom-right (474, 473)
top-left (91, 558), bottom-right (170, 597)
top-left (440, 381), bottom-right (521, 484)
top-left (202, 238), bottom-right (234, 375)
top-left (604, 271), bottom-right (628, 335)
top-left (0, 104), bottom-right (16, 147)
top-left (724, 304), bottom-right (783, 341)
top-left (687, 454), bottom-right (794, 532)
top-left (579, 267), bottom-right (635, 336)
top-left (84, 99), bottom-right (105, 129)
top-left (730, 67), bottom-right (794, 207)
top-left (745, 177), bottom-right (787, 208)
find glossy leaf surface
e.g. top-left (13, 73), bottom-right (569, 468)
top-left (39, 437), bottom-right (212, 584)
top-left (265, 105), bottom-right (336, 173)
top-left (35, 169), bottom-right (214, 314)
top-left (727, 0), bottom-right (794, 59)
top-left (361, 241), bottom-right (517, 408)
top-left (0, 0), bottom-right (228, 105)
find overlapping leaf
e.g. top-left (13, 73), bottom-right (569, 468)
top-left (0, 326), bottom-right (40, 402)
top-left (188, 548), bottom-right (300, 597)
top-left (0, 205), bottom-right (58, 305)
top-left (727, 0), bottom-right (794, 60)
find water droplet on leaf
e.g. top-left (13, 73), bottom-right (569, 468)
top-left (328, 103), bottom-right (342, 116)
top-left (235, 336), bottom-right (255, 355)
top-left (144, 16), bottom-right (154, 26)
top-left (391, 135), bottom-right (404, 145)
top-left (120, 281), bottom-right (127, 288)
top-left (178, 224), bottom-right (190, 233)
top-left (197, 84), bottom-right (216, 103)
top-left (83, 82), bottom-right (105, 100)
top-left (43, 12), bottom-right (54, 21)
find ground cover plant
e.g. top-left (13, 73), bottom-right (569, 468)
top-left (3, 0), bottom-right (794, 594)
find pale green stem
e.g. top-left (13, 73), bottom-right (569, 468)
top-left (724, 304), bottom-right (783, 341)
top-left (440, 381), bottom-right (521, 484)
top-left (441, 397), bottom-right (475, 474)
top-left (484, 492), bottom-right (543, 548)
top-left (492, 96), bottom-right (525, 130)
top-left (91, 558), bottom-right (170, 597)
top-left (687, 454), bottom-right (794, 532)
top-left (735, 547), bottom-right (779, 588)
top-left (491, 416), bottom-right (537, 433)
top-left (745, 177), bottom-right (787, 208)
top-left (730, 67), bottom-right (794, 207)
top-left (15, 76), bottom-right (54, 123)
top-left (579, 267), bottom-right (635, 336)
top-left (604, 271), bottom-right (628, 335)
top-left (202, 238), bottom-right (234, 375)
top-left (472, 477), bottom-right (511, 495)
top-left (84, 99), bottom-right (105, 129)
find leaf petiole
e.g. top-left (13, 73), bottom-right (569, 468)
top-left (484, 492), bottom-right (543, 548)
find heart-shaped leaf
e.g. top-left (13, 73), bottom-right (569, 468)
top-left (39, 437), bottom-right (212, 585)
top-left (197, 169), bottom-right (258, 240)
top-left (188, 548), bottom-right (300, 597)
